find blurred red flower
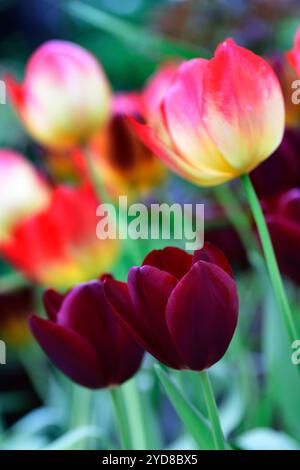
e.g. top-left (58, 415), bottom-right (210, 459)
top-left (0, 184), bottom-right (118, 290)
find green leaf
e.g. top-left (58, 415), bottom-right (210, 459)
top-left (65, 1), bottom-right (209, 61)
top-left (43, 426), bottom-right (103, 450)
top-left (155, 365), bottom-right (214, 450)
top-left (263, 283), bottom-right (300, 439)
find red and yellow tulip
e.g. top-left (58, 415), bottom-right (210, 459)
top-left (131, 39), bottom-right (285, 187)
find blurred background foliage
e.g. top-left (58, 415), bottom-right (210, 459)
top-left (1, 0), bottom-right (300, 451)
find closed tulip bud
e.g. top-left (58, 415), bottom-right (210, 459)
top-left (264, 189), bottom-right (300, 285)
top-left (287, 27), bottom-right (300, 77)
top-left (0, 150), bottom-right (50, 242)
top-left (6, 40), bottom-right (111, 149)
top-left (29, 279), bottom-right (144, 389)
top-left (0, 185), bottom-right (118, 289)
top-left (131, 39), bottom-right (285, 186)
top-left (105, 243), bottom-right (238, 370)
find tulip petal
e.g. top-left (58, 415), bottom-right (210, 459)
top-left (267, 215), bottom-right (300, 285)
top-left (126, 266), bottom-right (183, 368)
top-left (57, 281), bottom-right (121, 381)
top-left (142, 246), bottom-right (192, 280)
top-left (192, 242), bottom-right (233, 277)
top-left (129, 118), bottom-right (233, 186)
top-left (166, 261), bottom-right (238, 370)
top-left (29, 315), bottom-right (104, 388)
top-left (163, 59), bottom-right (234, 175)
top-left (277, 189), bottom-right (300, 222)
top-left (203, 39), bottom-right (285, 172)
top-left (43, 288), bottom-right (65, 321)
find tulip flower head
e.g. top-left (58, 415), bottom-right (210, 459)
top-left (105, 243), bottom-right (238, 370)
top-left (6, 40), bottom-right (111, 149)
top-left (29, 279), bottom-right (144, 388)
top-left (0, 150), bottom-right (50, 242)
top-left (131, 39), bottom-right (285, 186)
top-left (0, 185), bottom-right (118, 289)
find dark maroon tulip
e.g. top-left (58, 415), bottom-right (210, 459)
top-left (251, 128), bottom-right (300, 199)
top-left (29, 279), bottom-right (144, 389)
top-left (265, 189), bottom-right (300, 285)
top-left (104, 243), bottom-right (238, 371)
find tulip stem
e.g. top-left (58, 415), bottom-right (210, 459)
top-left (110, 387), bottom-right (131, 450)
top-left (199, 371), bottom-right (226, 450)
top-left (122, 378), bottom-right (149, 450)
top-left (241, 174), bottom-right (299, 347)
top-left (82, 146), bottom-right (111, 203)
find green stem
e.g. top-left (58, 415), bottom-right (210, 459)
top-left (82, 147), bottom-right (110, 203)
top-left (122, 378), bottom-right (149, 450)
top-left (68, 385), bottom-right (92, 449)
top-left (199, 371), bottom-right (226, 450)
top-left (110, 387), bottom-right (131, 450)
top-left (241, 174), bottom-right (298, 347)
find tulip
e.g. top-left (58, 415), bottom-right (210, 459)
top-left (0, 184), bottom-right (118, 289)
top-left (131, 39), bottom-right (285, 186)
top-left (264, 189), bottom-right (300, 285)
top-left (251, 128), bottom-right (300, 200)
top-left (287, 27), bottom-right (300, 77)
top-left (104, 243), bottom-right (238, 370)
top-left (75, 93), bottom-right (166, 200)
top-left (6, 40), bottom-right (111, 149)
top-left (0, 150), bottom-right (50, 242)
top-left (29, 279), bottom-right (144, 388)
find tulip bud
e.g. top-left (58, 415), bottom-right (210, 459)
top-left (105, 244), bottom-right (238, 370)
top-left (0, 184), bottom-right (118, 289)
top-left (0, 150), bottom-right (50, 242)
top-left (29, 279), bottom-right (144, 389)
top-left (131, 39), bottom-right (285, 187)
top-left (6, 40), bottom-right (111, 149)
